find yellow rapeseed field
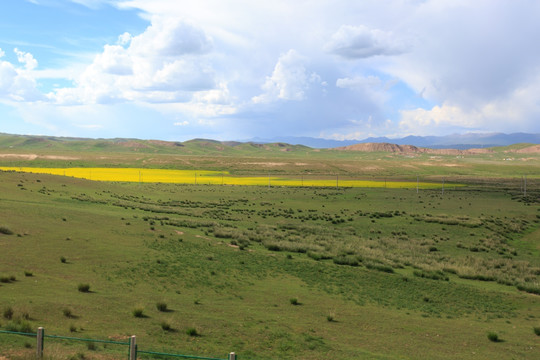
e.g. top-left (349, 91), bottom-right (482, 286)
top-left (0, 167), bottom-right (449, 189)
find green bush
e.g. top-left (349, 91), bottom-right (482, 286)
top-left (365, 262), bottom-right (394, 273)
top-left (289, 298), bottom-right (300, 305)
top-left (487, 332), bottom-right (499, 342)
top-left (186, 327), bottom-right (199, 337)
top-left (161, 321), bottom-right (172, 331)
top-left (78, 283), bottom-right (90, 293)
top-left (534, 327), bottom-right (540, 336)
top-left (156, 302), bottom-right (168, 312)
top-left (63, 308), bottom-right (73, 318)
top-left (132, 308), bottom-right (145, 318)
top-left (517, 283), bottom-right (540, 295)
top-left (333, 255), bottom-right (360, 267)
top-left (413, 270), bottom-right (449, 281)
top-left (0, 275), bottom-right (15, 283)
top-left (60, 256), bottom-right (67, 263)
top-left (6, 319), bottom-right (32, 333)
top-left (3, 306), bottom-right (14, 320)
top-left (0, 226), bottom-right (14, 235)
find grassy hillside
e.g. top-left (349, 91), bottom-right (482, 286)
top-left (0, 170), bottom-right (539, 359)
top-left (1, 133), bottom-right (540, 180)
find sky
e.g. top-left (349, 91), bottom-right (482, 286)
top-left (1, 0), bottom-right (540, 141)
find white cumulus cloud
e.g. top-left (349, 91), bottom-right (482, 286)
top-left (0, 49), bottom-right (43, 102)
top-left (49, 17), bottom-right (220, 106)
top-left (14, 48), bottom-right (38, 70)
top-left (325, 25), bottom-right (406, 59)
top-left (253, 49), bottom-right (321, 103)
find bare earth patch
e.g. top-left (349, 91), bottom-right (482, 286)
top-left (243, 162), bottom-right (287, 167)
top-left (0, 154), bottom-right (79, 160)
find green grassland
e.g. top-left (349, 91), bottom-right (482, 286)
top-left (0, 134), bottom-right (539, 359)
top-left (0, 172), bottom-right (539, 359)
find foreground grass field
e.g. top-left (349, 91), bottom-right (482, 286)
top-left (0, 169), bottom-right (539, 359)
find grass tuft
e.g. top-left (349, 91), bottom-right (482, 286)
top-left (161, 321), bottom-right (172, 331)
top-left (132, 308), bottom-right (145, 318)
top-left (3, 306), bottom-right (14, 320)
top-left (487, 332), bottom-right (500, 342)
top-left (0, 226), bottom-right (14, 235)
top-left (63, 308), bottom-right (74, 318)
top-left (156, 301), bottom-right (168, 312)
top-left (6, 319), bottom-right (32, 333)
top-left (77, 283), bottom-right (90, 293)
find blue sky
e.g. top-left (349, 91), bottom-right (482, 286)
top-left (1, 0), bottom-right (539, 141)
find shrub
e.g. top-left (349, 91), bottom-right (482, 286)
top-left (289, 298), bottom-right (300, 305)
top-left (3, 306), bottom-right (14, 320)
top-left (0, 226), bottom-right (14, 235)
top-left (365, 262), bottom-right (394, 273)
top-left (186, 327), bottom-right (199, 337)
top-left (132, 308), bottom-right (145, 318)
top-left (87, 342), bottom-right (97, 351)
top-left (0, 276), bottom-right (12, 283)
top-left (60, 256), bottom-right (67, 263)
top-left (156, 302), bottom-right (168, 312)
top-left (24, 271), bottom-right (33, 277)
top-left (161, 321), bottom-right (172, 331)
top-left (333, 255), bottom-right (360, 267)
top-left (6, 319), bottom-right (32, 333)
top-left (517, 283), bottom-right (540, 295)
top-left (78, 283), bottom-right (90, 293)
top-left (70, 324), bottom-right (77, 333)
top-left (413, 270), bottom-right (449, 281)
top-left (534, 327), bottom-right (540, 336)
top-left (487, 332), bottom-right (499, 342)
top-left (63, 308), bottom-right (73, 318)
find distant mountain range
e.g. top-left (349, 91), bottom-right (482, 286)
top-left (246, 133), bottom-right (540, 149)
top-left (1, 132), bottom-right (540, 152)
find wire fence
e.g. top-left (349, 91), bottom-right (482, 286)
top-left (0, 328), bottom-right (236, 360)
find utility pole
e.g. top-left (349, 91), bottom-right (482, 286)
top-left (442, 177), bottom-right (445, 195)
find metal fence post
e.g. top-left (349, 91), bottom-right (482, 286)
top-left (36, 327), bottom-right (44, 359)
top-left (129, 335), bottom-right (137, 360)
top-left (228, 352), bottom-right (236, 360)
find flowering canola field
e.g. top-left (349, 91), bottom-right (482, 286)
top-left (0, 167), bottom-right (450, 189)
